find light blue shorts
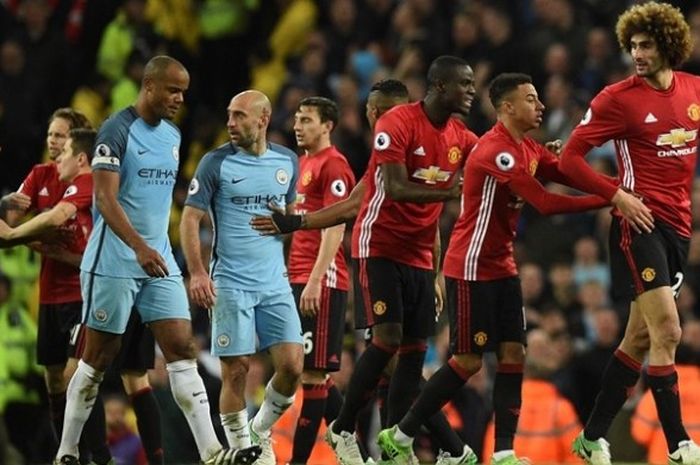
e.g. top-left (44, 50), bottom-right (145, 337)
top-left (211, 287), bottom-right (302, 356)
top-left (81, 271), bottom-right (190, 334)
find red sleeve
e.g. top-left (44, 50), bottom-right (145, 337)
top-left (475, 142), bottom-right (525, 184)
top-left (559, 135), bottom-right (619, 200)
top-left (572, 88), bottom-right (627, 147)
top-left (17, 166), bottom-right (39, 208)
top-left (320, 157), bottom-right (356, 207)
top-left (463, 128), bottom-right (479, 160)
top-left (507, 171), bottom-right (608, 215)
top-left (371, 110), bottom-right (410, 164)
top-left (536, 144), bottom-right (617, 197)
top-left (59, 176), bottom-right (92, 210)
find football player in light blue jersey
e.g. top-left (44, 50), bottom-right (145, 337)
top-left (181, 90), bottom-right (304, 465)
top-left (55, 56), bottom-right (259, 465)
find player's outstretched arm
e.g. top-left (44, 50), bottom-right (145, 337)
top-left (250, 179), bottom-right (366, 234)
top-left (0, 201), bottom-right (76, 245)
top-left (94, 169), bottom-right (169, 277)
top-left (381, 163), bottom-right (461, 203)
top-left (508, 172), bottom-right (608, 216)
top-left (180, 205), bottom-right (217, 309)
top-left (0, 192), bottom-right (30, 225)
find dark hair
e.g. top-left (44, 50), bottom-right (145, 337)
top-left (488, 72), bottom-right (533, 108)
top-left (369, 79), bottom-right (409, 99)
top-left (616, 1), bottom-right (692, 68)
top-left (143, 55), bottom-right (187, 82)
top-left (49, 108), bottom-right (92, 130)
top-left (298, 96), bottom-right (339, 129)
top-left (427, 55), bottom-right (469, 89)
top-left (69, 128), bottom-right (97, 162)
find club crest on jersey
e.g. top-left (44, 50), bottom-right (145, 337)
top-left (412, 166), bottom-right (452, 184)
top-left (374, 132), bottom-right (391, 151)
top-left (495, 152), bottom-right (515, 171)
top-left (529, 159), bottom-right (538, 175)
top-left (301, 170), bottom-right (313, 186)
top-left (580, 108), bottom-right (592, 125)
top-left (276, 168), bottom-right (289, 185)
top-left (688, 103), bottom-right (700, 122)
top-left (641, 267), bottom-right (656, 282)
top-left (373, 300), bottom-right (387, 315)
top-left (656, 128), bottom-right (697, 148)
top-left (188, 178), bottom-right (200, 195)
top-left (331, 179), bottom-right (347, 197)
top-left (172, 145), bottom-right (179, 161)
top-left (447, 146), bottom-right (462, 164)
top-left (94, 309), bottom-right (108, 322)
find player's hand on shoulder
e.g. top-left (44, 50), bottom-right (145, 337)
top-left (135, 244), bottom-right (169, 277)
top-left (545, 139), bottom-right (563, 155)
top-left (611, 188), bottom-right (654, 234)
top-left (250, 201), bottom-right (302, 235)
top-left (1, 192), bottom-right (30, 211)
top-left (188, 271), bottom-right (216, 309)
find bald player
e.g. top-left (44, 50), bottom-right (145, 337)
top-left (55, 56), bottom-right (259, 465)
top-left (181, 90), bottom-right (303, 465)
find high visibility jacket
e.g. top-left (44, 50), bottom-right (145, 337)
top-left (631, 365), bottom-right (700, 464)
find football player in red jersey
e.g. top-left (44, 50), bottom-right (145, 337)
top-left (559, 3), bottom-right (700, 463)
top-left (376, 72), bottom-right (608, 465)
top-left (286, 96), bottom-right (356, 464)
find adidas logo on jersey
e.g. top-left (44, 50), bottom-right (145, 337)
top-left (413, 146), bottom-right (426, 156)
top-left (644, 112), bottom-right (658, 123)
top-left (39, 187), bottom-right (49, 196)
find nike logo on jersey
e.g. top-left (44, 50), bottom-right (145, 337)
top-left (39, 187), bottom-right (49, 196)
top-left (413, 146), bottom-right (426, 156)
top-left (137, 149), bottom-right (148, 155)
top-left (192, 391), bottom-right (206, 397)
top-left (231, 177), bottom-right (246, 184)
top-left (644, 112), bottom-right (658, 123)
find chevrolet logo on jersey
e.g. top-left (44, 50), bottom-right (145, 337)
top-left (656, 128), bottom-right (697, 148)
top-left (412, 166), bottom-right (452, 184)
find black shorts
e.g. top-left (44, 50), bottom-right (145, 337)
top-left (112, 310), bottom-right (155, 371)
top-left (292, 284), bottom-right (346, 372)
top-left (353, 257), bottom-right (436, 340)
top-left (37, 302), bottom-right (82, 366)
top-left (446, 277), bottom-right (526, 355)
top-left (609, 217), bottom-right (689, 300)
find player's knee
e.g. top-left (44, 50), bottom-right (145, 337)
top-left (161, 336), bottom-right (198, 362)
top-left (653, 319), bottom-right (682, 349)
top-left (221, 356), bottom-right (250, 385)
top-left (278, 354), bottom-right (304, 383)
top-left (451, 353), bottom-right (482, 375)
top-left (623, 329), bottom-right (650, 356)
top-left (372, 323), bottom-right (403, 350)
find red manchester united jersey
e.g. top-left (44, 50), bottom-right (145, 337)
top-left (288, 146), bottom-right (356, 290)
top-left (18, 165), bottom-right (92, 303)
top-left (445, 122), bottom-right (568, 281)
top-left (570, 72), bottom-right (700, 238)
top-left (351, 102), bottom-right (478, 270)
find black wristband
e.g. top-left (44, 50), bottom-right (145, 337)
top-left (271, 211), bottom-right (302, 233)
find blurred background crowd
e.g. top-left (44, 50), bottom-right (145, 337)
top-left (3, 0), bottom-right (700, 464)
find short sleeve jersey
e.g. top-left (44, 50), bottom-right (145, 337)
top-left (288, 146), bottom-right (356, 290)
top-left (443, 122), bottom-right (556, 281)
top-left (351, 102), bottom-right (478, 270)
top-left (81, 107), bottom-right (182, 277)
top-left (185, 142), bottom-right (299, 291)
top-left (17, 164), bottom-right (91, 303)
top-left (569, 72), bottom-right (700, 238)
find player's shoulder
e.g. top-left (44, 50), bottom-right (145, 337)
top-left (160, 118), bottom-right (181, 137)
top-left (29, 162), bottom-right (58, 177)
top-left (100, 107), bottom-right (139, 134)
top-left (470, 125), bottom-right (520, 164)
top-left (378, 102), bottom-right (423, 126)
top-left (268, 142), bottom-right (298, 166)
top-left (198, 142), bottom-right (231, 172)
top-left (323, 146), bottom-right (351, 165)
top-left (599, 75), bottom-right (643, 100)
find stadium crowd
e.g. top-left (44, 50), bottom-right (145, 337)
top-left (2, 0), bottom-right (700, 464)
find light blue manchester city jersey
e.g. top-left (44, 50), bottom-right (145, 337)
top-left (81, 107), bottom-right (181, 278)
top-left (185, 142), bottom-right (298, 291)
